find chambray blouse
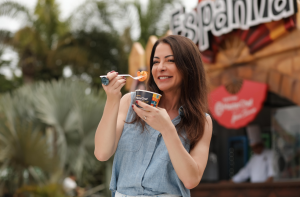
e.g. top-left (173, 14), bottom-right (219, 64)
top-left (110, 92), bottom-right (207, 197)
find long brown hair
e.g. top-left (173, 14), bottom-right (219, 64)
top-left (131, 35), bottom-right (208, 150)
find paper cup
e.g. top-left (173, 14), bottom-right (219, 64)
top-left (135, 90), bottom-right (162, 108)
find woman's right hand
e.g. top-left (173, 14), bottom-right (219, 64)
top-left (102, 71), bottom-right (126, 99)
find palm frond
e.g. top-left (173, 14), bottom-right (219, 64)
top-left (0, 118), bottom-right (56, 170)
top-left (12, 27), bottom-right (48, 58)
top-left (0, 119), bottom-right (59, 189)
top-left (0, 1), bottom-right (33, 23)
top-left (0, 30), bottom-right (12, 44)
top-left (129, 0), bottom-right (179, 46)
top-left (0, 78), bottom-right (108, 189)
top-left (33, 79), bottom-right (107, 178)
top-left (34, 0), bottom-right (69, 48)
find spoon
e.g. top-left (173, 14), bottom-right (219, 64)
top-left (100, 74), bottom-right (143, 85)
top-left (100, 74), bottom-right (143, 80)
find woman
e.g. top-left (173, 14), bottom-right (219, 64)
top-left (94, 35), bottom-right (212, 197)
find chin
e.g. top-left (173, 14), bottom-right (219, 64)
top-left (157, 85), bottom-right (170, 92)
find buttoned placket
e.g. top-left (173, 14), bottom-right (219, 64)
top-left (135, 116), bottom-right (181, 195)
top-left (135, 127), bottom-right (161, 194)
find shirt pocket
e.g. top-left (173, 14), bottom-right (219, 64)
top-left (157, 138), bottom-right (171, 162)
top-left (117, 124), bottom-right (145, 152)
top-left (157, 136), bottom-right (190, 162)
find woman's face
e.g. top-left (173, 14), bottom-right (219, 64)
top-left (152, 43), bottom-right (183, 93)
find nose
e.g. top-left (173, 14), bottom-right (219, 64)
top-left (157, 61), bottom-right (166, 71)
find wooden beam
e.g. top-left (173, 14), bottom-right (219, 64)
top-left (268, 70), bottom-right (282, 94)
top-left (279, 75), bottom-right (296, 100)
top-left (127, 42), bottom-right (145, 90)
top-left (145, 36), bottom-right (158, 73)
top-left (297, 0), bottom-right (300, 29)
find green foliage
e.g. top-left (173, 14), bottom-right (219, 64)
top-left (131, 0), bottom-right (179, 47)
top-left (0, 1), bottom-right (33, 22)
top-left (0, 86), bottom-right (56, 192)
top-left (0, 0), bottom-right (130, 89)
top-left (0, 79), bottom-right (107, 194)
top-left (0, 0), bottom-right (69, 82)
top-left (34, 0), bottom-right (69, 48)
top-left (56, 30), bottom-right (128, 88)
top-left (0, 48), bottom-right (22, 93)
top-left (17, 184), bottom-right (67, 197)
top-left (0, 74), bottom-right (22, 93)
top-left (65, 0), bottom-right (129, 88)
top-left (33, 79), bottom-right (106, 177)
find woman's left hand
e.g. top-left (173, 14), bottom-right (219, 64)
top-left (132, 101), bottom-right (174, 135)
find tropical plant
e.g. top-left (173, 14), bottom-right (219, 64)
top-left (0, 85), bottom-right (57, 193)
top-left (0, 0), bottom-right (133, 89)
top-left (0, 73), bottom-right (23, 93)
top-left (16, 184), bottom-right (67, 197)
top-left (0, 79), bottom-right (108, 195)
top-left (62, 0), bottom-right (130, 88)
top-left (0, 47), bottom-right (18, 93)
top-left (0, 47), bottom-right (23, 93)
top-left (33, 79), bottom-right (107, 179)
top-left (0, 47), bottom-right (10, 68)
top-left (127, 0), bottom-right (179, 47)
top-left (0, 0), bottom-right (69, 83)
top-left (62, 0), bottom-right (179, 87)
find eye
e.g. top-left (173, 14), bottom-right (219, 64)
top-left (153, 61), bottom-right (159, 65)
top-left (168, 59), bottom-right (175, 62)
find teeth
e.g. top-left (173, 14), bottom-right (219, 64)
top-left (159, 77), bottom-right (169, 79)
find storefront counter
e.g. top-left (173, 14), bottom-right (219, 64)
top-left (191, 181), bottom-right (300, 197)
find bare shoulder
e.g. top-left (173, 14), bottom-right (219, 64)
top-left (190, 114), bottom-right (213, 155)
top-left (120, 92), bottom-right (132, 104)
top-left (201, 114), bottom-right (213, 143)
top-left (205, 114), bottom-right (213, 131)
top-left (117, 93), bottom-right (133, 130)
top-left (119, 92), bottom-right (132, 114)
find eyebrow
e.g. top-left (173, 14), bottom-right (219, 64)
top-left (153, 55), bottom-right (174, 59)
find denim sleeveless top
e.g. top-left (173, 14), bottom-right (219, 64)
top-left (110, 92), bottom-right (192, 197)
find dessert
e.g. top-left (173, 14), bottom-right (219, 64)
top-left (137, 71), bottom-right (148, 82)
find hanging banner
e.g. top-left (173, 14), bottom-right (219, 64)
top-left (209, 80), bottom-right (268, 129)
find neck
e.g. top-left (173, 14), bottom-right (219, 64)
top-left (159, 89), bottom-right (181, 111)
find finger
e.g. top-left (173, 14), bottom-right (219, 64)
top-left (106, 71), bottom-right (114, 80)
top-left (109, 75), bottom-right (124, 87)
top-left (107, 70), bottom-right (115, 75)
top-left (114, 78), bottom-right (126, 91)
top-left (115, 82), bottom-right (126, 92)
top-left (135, 100), bottom-right (154, 112)
top-left (132, 104), bottom-right (149, 119)
top-left (111, 76), bottom-right (126, 88)
top-left (107, 71), bottom-right (118, 81)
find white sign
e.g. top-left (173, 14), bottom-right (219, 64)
top-left (214, 96), bottom-right (257, 124)
top-left (170, 0), bottom-right (298, 51)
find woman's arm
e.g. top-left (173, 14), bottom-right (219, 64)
top-left (132, 101), bottom-right (212, 189)
top-left (162, 115), bottom-right (212, 189)
top-left (94, 72), bottom-right (131, 161)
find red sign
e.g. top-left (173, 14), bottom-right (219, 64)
top-left (209, 80), bottom-right (268, 129)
